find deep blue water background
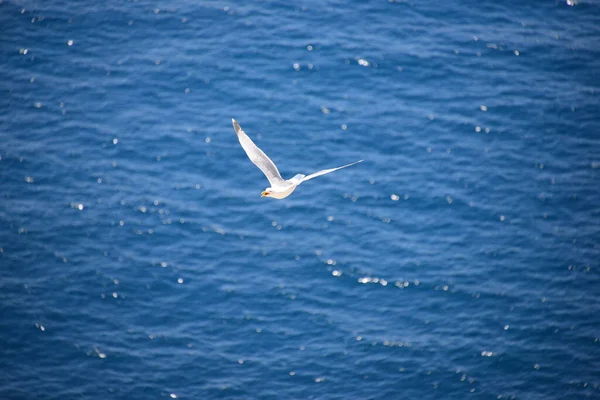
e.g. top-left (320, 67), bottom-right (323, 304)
top-left (2, 0), bottom-right (600, 398)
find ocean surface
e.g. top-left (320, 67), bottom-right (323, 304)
top-left (1, 0), bottom-right (600, 398)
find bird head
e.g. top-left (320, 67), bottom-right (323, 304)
top-left (261, 188), bottom-right (272, 197)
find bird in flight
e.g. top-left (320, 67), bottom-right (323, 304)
top-left (232, 119), bottom-right (363, 199)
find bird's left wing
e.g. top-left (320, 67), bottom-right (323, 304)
top-left (232, 119), bottom-right (285, 187)
top-left (300, 160), bottom-right (363, 184)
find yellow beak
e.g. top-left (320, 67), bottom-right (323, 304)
top-left (261, 191), bottom-right (268, 197)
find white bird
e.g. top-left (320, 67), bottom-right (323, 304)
top-left (232, 119), bottom-right (363, 199)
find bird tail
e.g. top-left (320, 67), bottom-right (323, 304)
top-left (289, 174), bottom-right (306, 184)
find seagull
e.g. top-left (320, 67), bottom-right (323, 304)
top-left (232, 119), bottom-right (363, 199)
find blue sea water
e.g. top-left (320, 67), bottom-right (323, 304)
top-left (1, 0), bottom-right (600, 398)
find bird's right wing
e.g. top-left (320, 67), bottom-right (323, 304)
top-left (300, 160), bottom-right (363, 184)
top-left (232, 119), bottom-right (285, 187)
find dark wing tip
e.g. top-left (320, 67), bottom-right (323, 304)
top-left (232, 118), bottom-right (241, 134)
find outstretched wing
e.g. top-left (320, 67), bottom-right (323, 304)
top-left (300, 160), bottom-right (363, 184)
top-left (232, 119), bottom-right (285, 187)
